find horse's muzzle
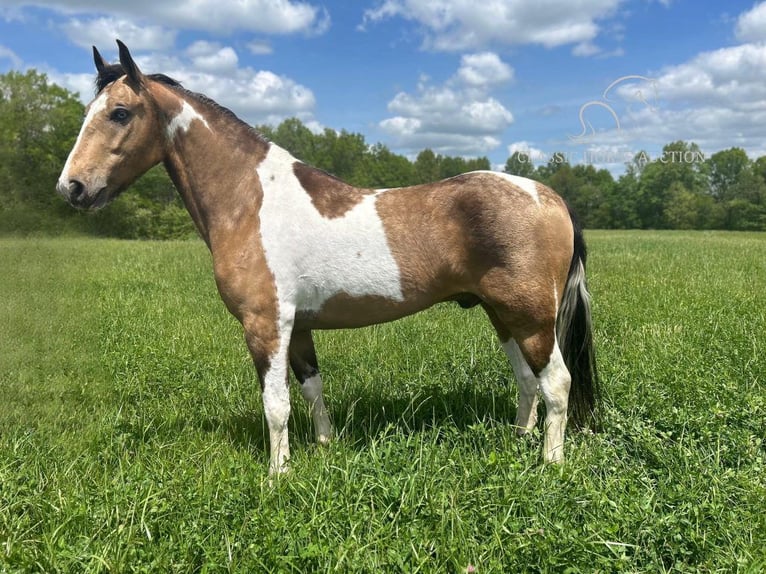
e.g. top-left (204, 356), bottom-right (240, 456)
top-left (57, 179), bottom-right (108, 210)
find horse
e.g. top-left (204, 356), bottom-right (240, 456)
top-left (57, 40), bottom-right (599, 475)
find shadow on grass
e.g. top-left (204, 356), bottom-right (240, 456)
top-left (206, 376), bottom-right (526, 456)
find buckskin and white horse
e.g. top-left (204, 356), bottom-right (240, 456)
top-left (57, 41), bottom-right (599, 475)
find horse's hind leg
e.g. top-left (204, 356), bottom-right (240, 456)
top-left (534, 338), bottom-right (571, 463)
top-left (484, 304), bottom-right (571, 463)
top-left (483, 305), bottom-right (540, 435)
top-left (289, 329), bottom-right (332, 445)
top-left (503, 339), bottom-right (540, 435)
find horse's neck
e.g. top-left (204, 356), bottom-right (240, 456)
top-left (162, 105), bottom-right (271, 248)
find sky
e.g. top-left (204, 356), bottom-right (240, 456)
top-left (1, 0), bottom-right (765, 174)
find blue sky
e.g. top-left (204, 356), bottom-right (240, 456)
top-left (1, 0), bottom-right (765, 173)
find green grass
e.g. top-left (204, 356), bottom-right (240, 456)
top-left (1, 231), bottom-right (764, 573)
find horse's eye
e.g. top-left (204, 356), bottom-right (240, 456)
top-left (110, 107), bottom-right (131, 124)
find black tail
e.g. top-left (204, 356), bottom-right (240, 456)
top-left (556, 207), bottom-right (600, 431)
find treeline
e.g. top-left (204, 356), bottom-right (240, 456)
top-left (255, 118), bottom-right (490, 189)
top-left (507, 143), bottom-right (766, 231)
top-left (1, 70), bottom-right (764, 239)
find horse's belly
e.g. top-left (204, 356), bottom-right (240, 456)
top-left (295, 289), bottom-right (433, 330)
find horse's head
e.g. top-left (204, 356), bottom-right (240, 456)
top-left (57, 40), bottom-right (166, 210)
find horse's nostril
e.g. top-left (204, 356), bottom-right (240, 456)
top-left (69, 180), bottom-right (85, 201)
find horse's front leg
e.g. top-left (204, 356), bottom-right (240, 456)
top-left (289, 329), bottom-right (332, 445)
top-left (242, 309), bottom-right (294, 475)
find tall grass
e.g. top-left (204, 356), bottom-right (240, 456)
top-left (1, 231), bottom-right (764, 572)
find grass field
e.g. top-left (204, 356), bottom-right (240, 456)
top-left (1, 231), bottom-right (765, 573)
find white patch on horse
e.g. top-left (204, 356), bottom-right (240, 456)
top-left (58, 92), bottom-right (108, 187)
top-left (502, 339), bottom-right (539, 434)
top-left (166, 101), bottom-right (210, 140)
top-left (257, 145), bottom-right (404, 313)
top-left (472, 171), bottom-right (541, 204)
top-left (261, 304), bottom-right (294, 475)
top-left (537, 341), bottom-right (571, 463)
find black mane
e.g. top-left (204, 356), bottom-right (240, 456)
top-left (95, 63), bottom-right (181, 94)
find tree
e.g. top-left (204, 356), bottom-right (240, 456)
top-left (635, 141), bottom-right (707, 228)
top-left (270, 117), bottom-right (317, 163)
top-left (361, 143), bottom-right (415, 188)
top-left (752, 155), bottom-right (766, 184)
top-left (724, 200), bottom-right (766, 230)
top-left (569, 164), bottom-right (615, 228)
top-left (602, 172), bottom-right (640, 229)
top-left (663, 182), bottom-right (721, 230)
top-left (439, 155), bottom-right (490, 179)
top-left (724, 165), bottom-right (766, 205)
top-left (504, 151), bottom-right (536, 178)
top-left (536, 151), bottom-right (571, 181)
top-left (0, 70), bottom-right (83, 208)
top-left (314, 128), bottom-right (368, 185)
top-left (414, 149), bottom-right (440, 184)
top-left (707, 147), bottom-right (750, 200)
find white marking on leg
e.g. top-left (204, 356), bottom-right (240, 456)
top-left (502, 339), bottom-right (539, 434)
top-left (301, 373), bottom-right (332, 444)
top-left (262, 313), bottom-right (294, 475)
top-left (166, 100), bottom-right (210, 140)
top-left (537, 341), bottom-right (571, 463)
top-left (58, 92), bottom-right (108, 187)
top-left (257, 145), bottom-right (403, 313)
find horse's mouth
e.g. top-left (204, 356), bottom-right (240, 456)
top-left (89, 186), bottom-right (112, 210)
top-left (70, 186), bottom-right (110, 211)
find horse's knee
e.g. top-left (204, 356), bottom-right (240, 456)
top-left (242, 315), bottom-right (281, 383)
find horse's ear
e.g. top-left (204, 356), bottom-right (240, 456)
top-left (92, 46), bottom-right (107, 75)
top-left (116, 39), bottom-right (144, 87)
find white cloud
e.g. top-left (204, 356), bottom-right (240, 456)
top-left (247, 41), bottom-right (274, 56)
top-left (46, 71), bottom-right (94, 99)
top-left (379, 52), bottom-right (513, 155)
top-left (4, 0), bottom-right (329, 35)
top-left (456, 52), bottom-right (513, 86)
top-left (132, 50), bottom-right (316, 126)
top-left (507, 141), bottom-right (547, 163)
top-left (60, 16), bottom-right (176, 50)
top-left (52, 42), bottom-right (316, 126)
top-left (153, 1), bottom-right (330, 36)
top-left (559, 41), bottom-right (766, 158)
top-left (648, 43), bottom-right (766, 107)
top-left (186, 41), bottom-right (238, 73)
top-left (736, 1), bottom-right (766, 43)
top-left (362, 0), bottom-right (621, 52)
top-left (572, 42), bottom-right (601, 57)
top-left (517, 1), bottom-right (766, 172)
top-left (0, 44), bottom-right (22, 68)
top-left (304, 119), bottom-right (325, 134)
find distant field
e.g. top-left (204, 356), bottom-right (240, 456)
top-left (1, 231), bottom-right (764, 573)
